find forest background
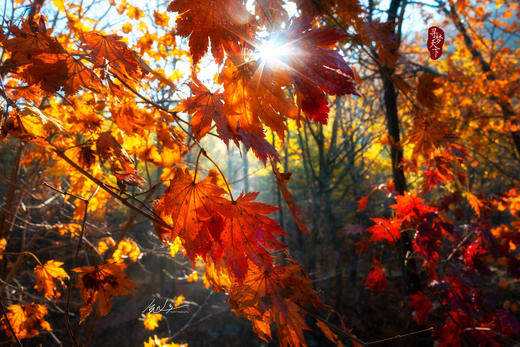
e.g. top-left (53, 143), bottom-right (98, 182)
top-left (0, 0), bottom-right (519, 346)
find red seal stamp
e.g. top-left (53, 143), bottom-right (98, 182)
top-left (427, 26), bottom-right (445, 60)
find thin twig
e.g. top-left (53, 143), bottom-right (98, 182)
top-left (169, 292), bottom-right (213, 341)
top-left (298, 304), bottom-right (367, 346)
top-left (53, 149), bottom-right (171, 230)
top-left (110, 183), bottom-right (161, 256)
top-left (82, 309), bottom-right (100, 347)
top-left (63, 185), bottom-right (99, 347)
top-left (365, 327), bottom-right (434, 345)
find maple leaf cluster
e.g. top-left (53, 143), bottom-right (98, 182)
top-left (362, 188), bottom-right (520, 344)
top-left (153, 167), bottom-right (321, 345)
top-left (0, 0), bottom-right (359, 343)
top-left (0, 303), bottom-right (51, 340)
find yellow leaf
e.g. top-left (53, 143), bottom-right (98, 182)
top-left (34, 260), bottom-right (69, 299)
top-left (20, 103), bottom-right (65, 133)
top-left (0, 238), bottom-right (6, 259)
top-left (168, 237), bottom-right (184, 258)
top-left (52, 0), bottom-right (65, 11)
top-left (144, 313), bottom-right (162, 330)
top-left (112, 238), bottom-right (141, 263)
top-left (153, 11), bottom-right (170, 27)
top-left (56, 223), bottom-right (82, 237)
top-left (186, 271), bottom-right (198, 282)
top-left (122, 23), bottom-right (132, 33)
top-left (97, 237), bottom-right (116, 255)
top-left (144, 335), bottom-right (188, 347)
top-left (174, 295), bottom-right (185, 308)
top-left (0, 303), bottom-right (51, 340)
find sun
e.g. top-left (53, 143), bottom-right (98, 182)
top-left (254, 37), bottom-right (291, 66)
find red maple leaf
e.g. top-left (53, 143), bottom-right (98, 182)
top-left (390, 192), bottom-right (436, 222)
top-left (176, 76), bottom-right (235, 143)
top-left (409, 291), bottom-right (432, 325)
top-left (464, 241), bottom-right (488, 273)
top-left (366, 217), bottom-right (402, 244)
top-left (168, 0), bottom-right (251, 64)
top-left (154, 168), bottom-right (226, 261)
top-left (281, 16), bottom-right (357, 123)
top-left (365, 259), bottom-right (388, 291)
top-left (213, 192), bottom-right (287, 282)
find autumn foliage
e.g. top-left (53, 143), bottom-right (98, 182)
top-left (0, 0), bottom-right (519, 346)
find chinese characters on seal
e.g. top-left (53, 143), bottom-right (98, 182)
top-left (428, 26), bottom-right (445, 60)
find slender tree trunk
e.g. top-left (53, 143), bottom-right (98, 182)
top-left (377, 0), bottom-right (422, 294)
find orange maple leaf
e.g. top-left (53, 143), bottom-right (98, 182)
top-left (3, 21), bottom-right (64, 66)
top-left (271, 163), bottom-right (309, 236)
top-left (390, 192), bottom-right (436, 222)
top-left (34, 260), bottom-right (69, 299)
top-left (3, 21), bottom-right (99, 96)
top-left (219, 59), bottom-right (296, 140)
top-left (416, 72), bottom-right (442, 109)
top-left (153, 168), bottom-right (226, 261)
top-left (316, 320), bottom-right (342, 346)
top-left (80, 31), bottom-right (139, 78)
top-left (202, 257), bottom-right (232, 292)
top-left (0, 238), bottom-right (6, 259)
top-left (229, 261), bottom-right (320, 347)
top-left (20, 53), bottom-right (70, 94)
top-left (96, 132), bottom-right (144, 189)
top-left (72, 262), bottom-right (136, 322)
top-left (176, 76), bottom-right (235, 143)
top-left (64, 56), bottom-right (103, 95)
top-left (1, 303), bottom-right (51, 340)
top-left (467, 192), bottom-right (483, 217)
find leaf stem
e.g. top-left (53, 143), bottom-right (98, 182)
top-left (193, 148), bottom-right (204, 183)
top-left (202, 150), bottom-right (234, 202)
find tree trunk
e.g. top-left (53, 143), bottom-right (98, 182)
top-left (377, 0), bottom-right (422, 294)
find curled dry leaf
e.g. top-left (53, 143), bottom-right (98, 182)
top-left (72, 261), bottom-right (136, 322)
